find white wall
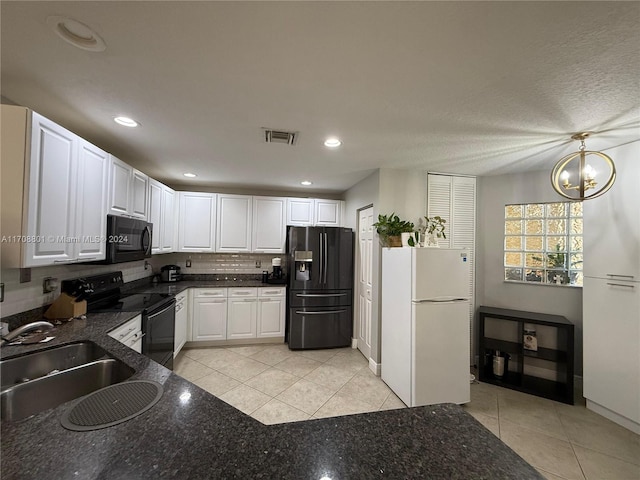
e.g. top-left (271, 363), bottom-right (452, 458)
top-left (476, 170), bottom-right (584, 373)
top-left (344, 170), bottom-right (381, 361)
top-left (353, 168), bottom-right (426, 364)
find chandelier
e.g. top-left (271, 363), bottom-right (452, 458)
top-left (551, 133), bottom-right (616, 201)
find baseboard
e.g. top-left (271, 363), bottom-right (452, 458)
top-left (351, 337), bottom-right (358, 348)
top-left (369, 358), bottom-right (381, 376)
top-left (586, 400), bottom-right (640, 435)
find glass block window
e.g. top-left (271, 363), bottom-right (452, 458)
top-left (504, 202), bottom-right (583, 286)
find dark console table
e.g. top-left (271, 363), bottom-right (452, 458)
top-left (478, 306), bottom-right (574, 404)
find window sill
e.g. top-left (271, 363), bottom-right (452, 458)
top-left (504, 280), bottom-right (582, 289)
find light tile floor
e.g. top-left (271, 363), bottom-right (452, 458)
top-left (174, 344), bottom-right (640, 480)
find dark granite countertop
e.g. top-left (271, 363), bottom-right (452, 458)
top-left (1, 297), bottom-right (542, 479)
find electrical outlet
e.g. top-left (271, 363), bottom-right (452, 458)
top-left (185, 258), bottom-right (192, 268)
top-left (255, 260), bottom-right (261, 268)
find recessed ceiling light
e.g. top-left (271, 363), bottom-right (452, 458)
top-left (46, 16), bottom-right (106, 52)
top-left (324, 137), bottom-right (342, 148)
top-left (301, 180), bottom-right (313, 186)
top-left (183, 173), bottom-right (197, 178)
top-left (114, 116), bottom-right (139, 128)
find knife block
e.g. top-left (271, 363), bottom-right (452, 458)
top-left (44, 293), bottom-right (87, 320)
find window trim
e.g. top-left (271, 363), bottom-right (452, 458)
top-left (504, 201), bottom-right (583, 287)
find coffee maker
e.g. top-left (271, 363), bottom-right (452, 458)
top-left (263, 257), bottom-right (286, 284)
top-left (271, 257), bottom-right (283, 279)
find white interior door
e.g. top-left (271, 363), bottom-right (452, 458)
top-left (357, 206), bottom-right (374, 360)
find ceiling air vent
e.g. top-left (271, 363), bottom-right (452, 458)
top-left (263, 128), bottom-right (298, 146)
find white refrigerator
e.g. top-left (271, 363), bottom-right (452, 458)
top-left (381, 247), bottom-right (470, 407)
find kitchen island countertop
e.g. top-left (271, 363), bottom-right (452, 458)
top-left (1, 302), bottom-right (542, 479)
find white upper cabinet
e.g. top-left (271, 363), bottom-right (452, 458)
top-left (216, 194), bottom-right (252, 253)
top-left (74, 139), bottom-right (110, 262)
top-left (315, 199), bottom-right (342, 226)
top-left (1, 108), bottom-right (110, 267)
top-left (149, 179), bottom-right (176, 254)
top-left (108, 155), bottom-right (148, 219)
top-left (286, 198), bottom-right (343, 226)
top-left (286, 198), bottom-right (314, 226)
top-left (178, 192), bottom-right (217, 252)
top-left (161, 186), bottom-right (176, 253)
top-left (252, 196), bottom-right (286, 253)
top-left (24, 112), bottom-right (78, 266)
top-left (583, 142), bottom-right (640, 280)
top-left (148, 179), bottom-right (163, 254)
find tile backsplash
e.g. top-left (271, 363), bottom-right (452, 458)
top-left (149, 252), bottom-right (288, 275)
top-left (0, 260), bottom-right (152, 318)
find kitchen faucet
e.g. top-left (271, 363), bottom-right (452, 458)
top-left (0, 321), bottom-right (54, 346)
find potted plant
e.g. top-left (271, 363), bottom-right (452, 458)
top-left (414, 216), bottom-right (447, 246)
top-left (372, 213), bottom-right (414, 247)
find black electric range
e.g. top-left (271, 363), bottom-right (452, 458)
top-left (62, 272), bottom-right (176, 369)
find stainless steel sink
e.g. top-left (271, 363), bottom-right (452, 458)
top-left (1, 342), bottom-right (135, 421)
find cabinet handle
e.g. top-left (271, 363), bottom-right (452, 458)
top-left (259, 298), bottom-right (271, 302)
top-left (606, 274), bottom-right (635, 279)
top-left (232, 292), bottom-right (253, 296)
top-left (263, 290), bottom-right (281, 295)
top-left (607, 283), bottom-right (635, 289)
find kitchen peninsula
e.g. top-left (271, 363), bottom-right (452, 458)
top-left (1, 291), bottom-right (542, 480)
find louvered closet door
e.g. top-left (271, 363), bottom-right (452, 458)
top-left (427, 174), bottom-right (477, 365)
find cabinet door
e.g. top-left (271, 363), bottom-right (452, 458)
top-left (178, 192), bottom-right (216, 252)
top-left (216, 194), bottom-right (252, 252)
top-left (24, 112), bottom-right (77, 266)
top-left (315, 199), bottom-right (342, 226)
top-left (130, 168), bottom-right (148, 219)
top-left (286, 198), bottom-right (314, 226)
top-left (108, 155), bottom-right (131, 217)
top-left (161, 186), bottom-right (176, 252)
top-left (257, 297), bottom-right (285, 337)
top-left (227, 298), bottom-right (258, 339)
top-left (583, 277), bottom-right (639, 424)
top-left (583, 143), bottom-right (640, 280)
top-left (192, 297), bottom-right (227, 341)
top-left (252, 196), bottom-right (286, 253)
top-left (148, 179), bottom-right (163, 254)
top-left (74, 139), bottom-right (109, 262)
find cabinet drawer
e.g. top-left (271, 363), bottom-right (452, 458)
top-left (108, 315), bottom-right (142, 342)
top-left (228, 287), bottom-right (258, 297)
top-left (259, 287), bottom-right (286, 297)
top-left (194, 288), bottom-right (227, 298)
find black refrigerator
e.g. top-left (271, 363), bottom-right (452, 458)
top-left (287, 226), bottom-right (354, 350)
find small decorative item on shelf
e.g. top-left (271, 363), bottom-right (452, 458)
top-left (414, 216), bottom-right (447, 247)
top-left (523, 324), bottom-right (538, 352)
top-left (372, 213), bottom-right (414, 247)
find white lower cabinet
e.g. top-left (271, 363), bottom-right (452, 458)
top-left (187, 286), bottom-right (285, 343)
top-left (257, 288), bottom-right (286, 338)
top-left (108, 315), bottom-right (143, 354)
top-left (174, 291), bottom-right (188, 357)
top-left (227, 288), bottom-right (258, 339)
top-left (192, 289), bottom-right (227, 341)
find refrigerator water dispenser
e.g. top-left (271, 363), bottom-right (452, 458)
top-left (294, 250), bottom-right (313, 281)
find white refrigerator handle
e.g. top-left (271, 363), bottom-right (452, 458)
top-left (412, 298), bottom-right (468, 304)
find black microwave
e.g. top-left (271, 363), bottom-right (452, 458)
top-left (100, 215), bottom-right (152, 264)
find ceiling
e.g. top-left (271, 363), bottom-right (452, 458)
top-left (2, 2), bottom-right (639, 194)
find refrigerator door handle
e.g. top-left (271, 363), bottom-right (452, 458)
top-left (323, 232), bottom-right (328, 284)
top-left (296, 293), bottom-right (348, 298)
top-left (295, 309), bottom-right (347, 315)
top-left (319, 232), bottom-right (324, 285)
top-left (413, 298), bottom-right (468, 304)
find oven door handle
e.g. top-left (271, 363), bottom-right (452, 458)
top-left (147, 301), bottom-right (176, 318)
